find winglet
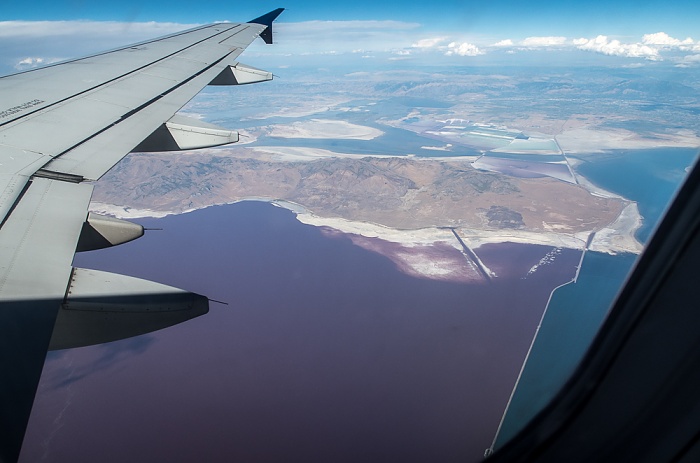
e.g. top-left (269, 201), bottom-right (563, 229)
top-left (248, 8), bottom-right (285, 44)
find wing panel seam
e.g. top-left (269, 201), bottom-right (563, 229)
top-left (218, 25), bottom-right (253, 44)
top-left (0, 179), bottom-right (32, 230)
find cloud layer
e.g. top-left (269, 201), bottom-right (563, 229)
top-left (573, 36), bottom-right (660, 60)
top-left (1, 19), bottom-right (698, 73)
top-left (520, 36), bottom-right (567, 47)
top-left (572, 32), bottom-right (699, 63)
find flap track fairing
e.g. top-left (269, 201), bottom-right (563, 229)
top-left (49, 268), bottom-right (209, 350)
top-left (76, 212), bottom-right (144, 252)
top-left (132, 114), bottom-right (239, 152)
top-left (209, 63), bottom-right (273, 86)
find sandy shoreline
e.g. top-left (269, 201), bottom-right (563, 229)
top-left (589, 202), bottom-right (644, 254)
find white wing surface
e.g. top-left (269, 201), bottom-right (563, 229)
top-left (0, 9), bottom-right (284, 462)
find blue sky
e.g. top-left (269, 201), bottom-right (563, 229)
top-left (2, 1), bottom-right (699, 73)
top-left (2, 0), bottom-right (699, 37)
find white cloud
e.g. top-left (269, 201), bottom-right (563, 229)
top-left (445, 41), bottom-right (482, 57)
top-left (676, 54), bottom-right (700, 67)
top-left (642, 32), bottom-right (694, 47)
top-left (13, 56), bottom-right (61, 70)
top-left (379, 34), bottom-right (483, 58)
top-left (411, 37), bottom-right (447, 49)
top-left (575, 35), bottom-right (660, 60)
top-left (573, 32), bottom-right (700, 62)
top-left (3, 19), bottom-right (696, 72)
top-left (493, 39), bottom-right (514, 47)
top-left (15, 57), bottom-right (43, 68)
top-left (520, 36), bottom-right (567, 47)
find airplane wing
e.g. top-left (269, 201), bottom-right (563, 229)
top-left (0, 8), bottom-right (284, 462)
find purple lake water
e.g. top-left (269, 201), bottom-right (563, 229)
top-left (21, 201), bottom-right (581, 463)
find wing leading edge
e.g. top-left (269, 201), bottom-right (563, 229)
top-left (0, 9), bottom-right (284, 462)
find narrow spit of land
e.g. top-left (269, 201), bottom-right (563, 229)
top-left (445, 227), bottom-right (492, 282)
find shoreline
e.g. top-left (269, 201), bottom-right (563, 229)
top-left (90, 154), bottom-right (644, 282)
top-left (90, 147), bottom-right (646, 277)
top-left (90, 190), bottom-right (643, 257)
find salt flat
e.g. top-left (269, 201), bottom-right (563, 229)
top-left (266, 119), bottom-right (384, 140)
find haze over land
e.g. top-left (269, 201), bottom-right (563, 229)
top-left (91, 63), bottom-right (700, 280)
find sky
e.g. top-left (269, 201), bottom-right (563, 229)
top-left (1, 1), bottom-right (700, 73)
top-left (2, 0), bottom-right (700, 36)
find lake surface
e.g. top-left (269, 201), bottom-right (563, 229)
top-left (23, 201), bottom-right (580, 463)
top-left (573, 148), bottom-right (697, 243)
top-left (252, 122), bottom-right (482, 158)
top-left (493, 147), bottom-right (697, 449)
top-left (493, 251), bottom-right (637, 448)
